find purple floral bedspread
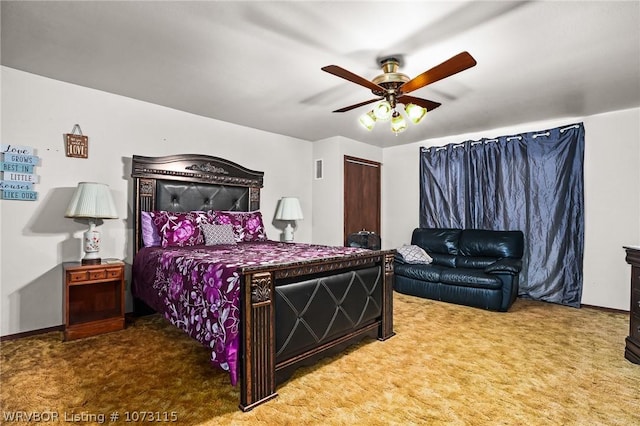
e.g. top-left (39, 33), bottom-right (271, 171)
top-left (132, 241), bottom-right (370, 386)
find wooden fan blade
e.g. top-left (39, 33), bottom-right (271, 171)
top-left (332, 98), bottom-right (382, 113)
top-left (322, 65), bottom-right (385, 93)
top-left (397, 95), bottom-right (441, 111)
top-left (400, 51), bottom-right (477, 94)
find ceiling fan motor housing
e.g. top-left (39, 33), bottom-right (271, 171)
top-left (372, 58), bottom-right (410, 105)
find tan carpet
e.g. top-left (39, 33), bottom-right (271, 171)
top-left (1, 293), bottom-right (638, 425)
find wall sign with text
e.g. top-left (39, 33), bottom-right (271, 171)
top-left (65, 134), bottom-right (88, 158)
top-left (0, 144), bottom-right (39, 201)
top-left (65, 124), bottom-right (88, 158)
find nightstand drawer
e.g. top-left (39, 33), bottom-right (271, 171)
top-left (68, 271), bottom-right (89, 282)
top-left (106, 267), bottom-right (123, 279)
top-left (89, 269), bottom-right (107, 280)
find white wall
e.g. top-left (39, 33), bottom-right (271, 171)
top-left (311, 137), bottom-right (342, 246)
top-left (311, 136), bottom-right (382, 246)
top-left (582, 109), bottom-right (640, 309)
top-left (383, 109), bottom-right (640, 311)
top-left (1, 67), bottom-right (313, 336)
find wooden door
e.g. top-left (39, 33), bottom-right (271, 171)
top-left (343, 155), bottom-right (381, 245)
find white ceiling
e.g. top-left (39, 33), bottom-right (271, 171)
top-left (2, 1), bottom-right (639, 148)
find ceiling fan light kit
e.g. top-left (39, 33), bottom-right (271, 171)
top-left (359, 111), bottom-right (377, 131)
top-left (405, 103), bottom-right (427, 124)
top-left (322, 52), bottom-right (477, 135)
top-left (358, 102), bottom-right (427, 134)
top-left (390, 111), bottom-right (408, 134)
top-left (373, 101), bottom-right (393, 121)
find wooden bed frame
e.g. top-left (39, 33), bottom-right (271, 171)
top-left (131, 154), bottom-right (395, 411)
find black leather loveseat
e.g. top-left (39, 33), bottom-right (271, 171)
top-left (394, 228), bottom-right (524, 312)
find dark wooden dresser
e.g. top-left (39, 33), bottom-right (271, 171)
top-left (624, 246), bottom-right (640, 364)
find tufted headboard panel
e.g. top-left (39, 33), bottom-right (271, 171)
top-left (155, 180), bottom-right (249, 212)
top-left (131, 154), bottom-right (264, 255)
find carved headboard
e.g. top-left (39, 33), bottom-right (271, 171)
top-left (131, 154), bottom-right (264, 254)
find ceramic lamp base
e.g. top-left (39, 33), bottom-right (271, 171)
top-left (82, 222), bottom-right (101, 264)
top-left (283, 223), bottom-right (294, 242)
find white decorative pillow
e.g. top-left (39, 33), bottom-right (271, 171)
top-left (397, 245), bottom-right (433, 264)
top-left (201, 223), bottom-right (237, 246)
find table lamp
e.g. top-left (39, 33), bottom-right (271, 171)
top-left (274, 196), bottom-right (303, 242)
top-left (65, 182), bottom-right (118, 264)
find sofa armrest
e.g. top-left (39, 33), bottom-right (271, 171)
top-left (484, 258), bottom-right (522, 275)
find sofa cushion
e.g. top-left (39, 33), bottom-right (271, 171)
top-left (456, 256), bottom-right (497, 269)
top-left (458, 229), bottom-right (524, 258)
top-left (439, 268), bottom-right (502, 289)
top-left (411, 228), bottom-right (461, 255)
top-left (395, 263), bottom-right (445, 282)
top-left (429, 253), bottom-right (457, 268)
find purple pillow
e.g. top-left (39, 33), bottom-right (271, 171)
top-left (151, 210), bottom-right (215, 248)
top-left (212, 211), bottom-right (268, 242)
top-left (242, 211), bottom-right (268, 242)
top-left (141, 211), bottom-right (161, 247)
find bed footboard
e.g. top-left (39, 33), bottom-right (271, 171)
top-left (238, 251), bottom-right (395, 411)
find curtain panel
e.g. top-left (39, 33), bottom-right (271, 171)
top-left (419, 123), bottom-right (585, 307)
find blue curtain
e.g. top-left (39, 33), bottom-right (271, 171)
top-left (419, 123), bottom-right (585, 307)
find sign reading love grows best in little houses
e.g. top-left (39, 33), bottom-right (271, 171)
top-left (0, 144), bottom-right (39, 201)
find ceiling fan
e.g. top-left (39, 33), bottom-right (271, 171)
top-left (321, 51), bottom-right (477, 133)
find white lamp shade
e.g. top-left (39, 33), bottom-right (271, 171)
top-left (275, 197), bottom-right (304, 221)
top-left (65, 182), bottom-right (118, 219)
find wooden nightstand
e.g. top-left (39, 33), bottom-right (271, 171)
top-left (63, 259), bottom-right (125, 341)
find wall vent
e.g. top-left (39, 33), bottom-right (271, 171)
top-left (315, 159), bottom-right (323, 180)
